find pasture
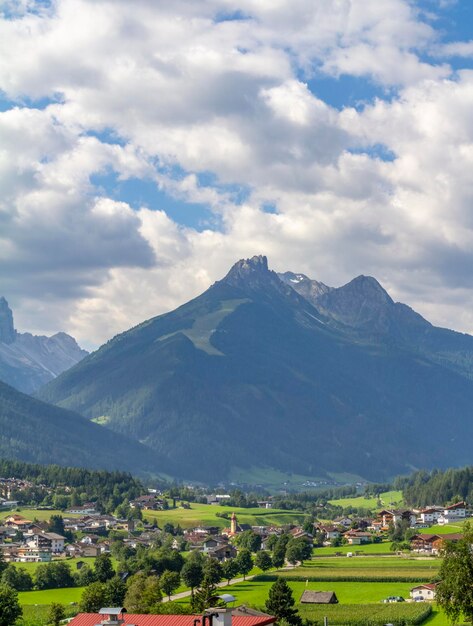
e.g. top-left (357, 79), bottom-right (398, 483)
top-left (142, 502), bottom-right (308, 528)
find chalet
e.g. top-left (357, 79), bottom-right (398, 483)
top-left (26, 532), bottom-right (66, 553)
top-left (208, 544), bottom-right (238, 561)
top-left (444, 501), bottom-right (467, 518)
top-left (418, 507), bottom-right (443, 524)
top-left (410, 583), bottom-right (438, 601)
top-left (315, 525), bottom-right (341, 541)
top-left (300, 591), bottom-right (338, 604)
top-left (130, 495), bottom-right (164, 510)
top-left (4, 515), bottom-right (32, 530)
top-left (343, 530), bottom-right (371, 545)
top-left (410, 533), bottom-right (462, 555)
top-left (410, 534), bottom-right (439, 553)
top-left (16, 546), bottom-right (51, 562)
top-left (68, 607), bottom-right (276, 626)
top-left (377, 509), bottom-right (416, 528)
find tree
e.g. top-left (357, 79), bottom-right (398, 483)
top-left (190, 579), bottom-right (224, 613)
top-left (47, 515), bottom-right (65, 536)
top-left (94, 553), bottom-right (115, 583)
top-left (235, 548), bottom-right (253, 580)
top-left (436, 522), bottom-right (473, 624)
top-left (255, 550), bottom-right (272, 572)
top-left (181, 560), bottom-right (203, 597)
top-left (105, 575), bottom-right (127, 606)
top-left (48, 603), bottom-right (66, 626)
top-left (0, 552), bottom-right (7, 577)
top-left (0, 584), bottom-right (22, 626)
top-left (203, 558), bottom-right (223, 585)
top-left (272, 542), bottom-right (286, 570)
top-left (234, 530), bottom-right (261, 553)
top-left (1, 565), bottom-right (33, 591)
top-left (221, 558), bottom-right (239, 585)
top-left (124, 573), bottom-right (162, 613)
top-left (265, 578), bottom-right (302, 626)
top-left (80, 582), bottom-right (108, 612)
top-left (160, 570), bottom-right (181, 600)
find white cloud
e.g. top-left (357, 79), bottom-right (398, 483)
top-left (3, 0), bottom-right (473, 343)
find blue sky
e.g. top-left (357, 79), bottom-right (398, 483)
top-left (1, 0), bottom-right (473, 345)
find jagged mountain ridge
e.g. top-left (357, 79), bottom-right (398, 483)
top-left (279, 271), bottom-right (473, 378)
top-left (38, 256), bottom-right (473, 482)
top-left (0, 297), bottom-right (88, 393)
top-left (0, 378), bottom-right (168, 475)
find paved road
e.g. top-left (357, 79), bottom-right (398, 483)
top-left (162, 574), bottom-right (257, 603)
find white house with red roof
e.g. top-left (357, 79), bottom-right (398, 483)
top-left (410, 583), bottom-right (438, 601)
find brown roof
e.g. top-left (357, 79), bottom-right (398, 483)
top-left (300, 591), bottom-right (338, 604)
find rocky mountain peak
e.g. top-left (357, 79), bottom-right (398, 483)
top-left (343, 275), bottom-right (393, 305)
top-left (0, 297), bottom-right (16, 344)
top-left (222, 255), bottom-right (272, 288)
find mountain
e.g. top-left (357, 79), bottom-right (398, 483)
top-left (278, 272), bottom-right (473, 379)
top-left (38, 255), bottom-right (473, 483)
top-left (0, 378), bottom-right (167, 475)
top-left (0, 297), bottom-right (88, 393)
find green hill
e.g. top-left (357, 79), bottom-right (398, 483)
top-left (0, 378), bottom-right (167, 475)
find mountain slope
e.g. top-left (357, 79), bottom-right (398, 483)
top-left (0, 297), bottom-right (88, 393)
top-left (38, 256), bottom-right (473, 482)
top-left (0, 378), bottom-right (167, 475)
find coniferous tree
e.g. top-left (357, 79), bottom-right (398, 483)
top-left (0, 585), bottom-right (22, 626)
top-left (265, 578), bottom-right (302, 626)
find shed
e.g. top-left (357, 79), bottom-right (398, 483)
top-left (300, 591), bottom-right (339, 604)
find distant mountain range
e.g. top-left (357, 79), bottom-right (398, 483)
top-left (0, 297), bottom-right (87, 393)
top-left (37, 256), bottom-right (473, 483)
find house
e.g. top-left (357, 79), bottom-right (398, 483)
top-left (410, 583), bottom-right (438, 601)
top-left (343, 530), bottom-right (371, 545)
top-left (410, 534), bottom-right (439, 553)
top-left (68, 606), bottom-right (276, 626)
top-left (315, 525), bottom-right (341, 541)
top-left (207, 544), bottom-right (238, 562)
top-left (377, 509), bottom-right (416, 528)
top-left (418, 507), bottom-right (443, 524)
top-left (300, 591), bottom-right (338, 604)
top-left (444, 502), bottom-right (467, 518)
top-left (26, 532), bottom-right (66, 553)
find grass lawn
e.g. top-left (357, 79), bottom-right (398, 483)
top-left (10, 556), bottom-right (98, 574)
top-left (328, 490), bottom-right (403, 510)
top-left (419, 522), bottom-right (466, 535)
top-left (313, 541), bottom-right (394, 556)
top-left (178, 579), bottom-right (417, 606)
top-left (18, 586), bottom-right (85, 606)
top-left (142, 503), bottom-right (308, 529)
top-left (279, 556), bottom-right (440, 581)
top-left (0, 508), bottom-right (81, 521)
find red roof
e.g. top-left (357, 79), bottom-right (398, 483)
top-left (69, 614), bottom-right (275, 626)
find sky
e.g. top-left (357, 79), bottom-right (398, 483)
top-left (2, 0), bottom-right (473, 348)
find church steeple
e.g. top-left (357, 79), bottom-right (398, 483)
top-left (230, 511), bottom-right (237, 534)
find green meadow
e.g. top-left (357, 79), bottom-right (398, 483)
top-left (142, 502), bottom-right (308, 528)
top-left (328, 490), bottom-right (403, 510)
top-left (0, 508), bottom-right (82, 521)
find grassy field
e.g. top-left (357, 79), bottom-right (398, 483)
top-left (328, 490), bottom-right (403, 510)
top-left (279, 556), bottom-right (440, 581)
top-left (313, 541), bottom-right (395, 555)
top-left (18, 586), bottom-right (85, 606)
top-left (10, 556), bottom-right (98, 573)
top-left (0, 508), bottom-right (81, 521)
top-left (419, 522), bottom-right (466, 535)
top-left (142, 502), bottom-right (308, 528)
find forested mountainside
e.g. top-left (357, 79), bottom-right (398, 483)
top-left (39, 256), bottom-right (473, 483)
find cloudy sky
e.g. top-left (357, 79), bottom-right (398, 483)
top-left (2, 0), bottom-right (473, 348)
